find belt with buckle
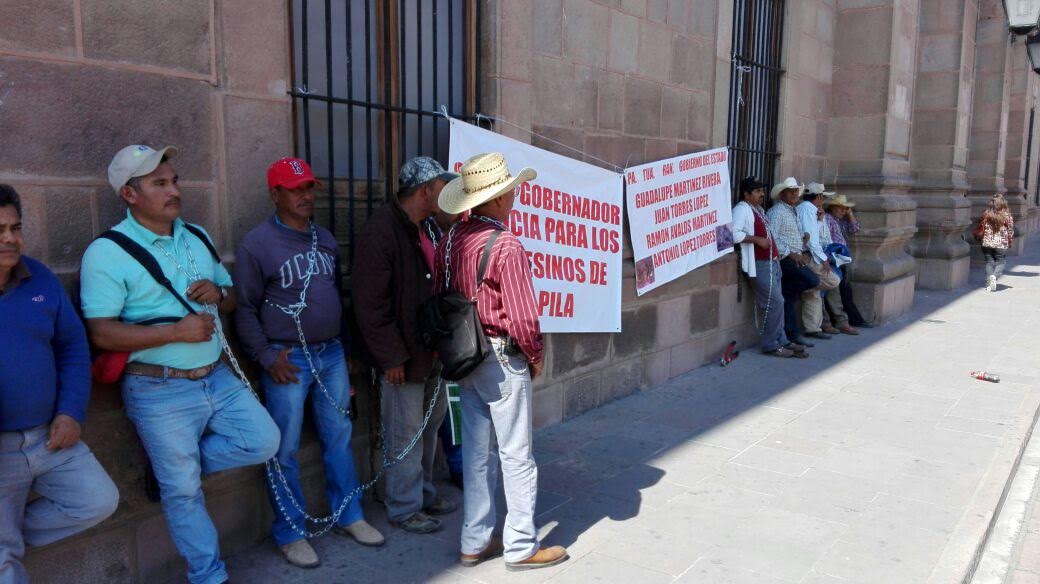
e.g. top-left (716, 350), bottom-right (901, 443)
top-left (124, 361), bottom-right (219, 381)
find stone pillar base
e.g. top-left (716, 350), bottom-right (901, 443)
top-left (849, 273), bottom-right (917, 323)
top-left (915, 256), bottom-right (970, 290)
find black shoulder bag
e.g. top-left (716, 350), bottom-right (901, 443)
top-left (417, 229), bottom-right (502, 381)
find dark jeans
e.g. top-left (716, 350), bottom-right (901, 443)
top-left (832, 265), bottom-right (868, 326)
top-left (779, 256), bottom-right (819, 341)
top-left (438, 418), bottom-right (463, 477)
top-left (982, 246), bottom-right (1007, 280)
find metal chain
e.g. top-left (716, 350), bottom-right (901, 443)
top-left (749, 205), bottom-right (776, 338)
top-left (262, 224), bottom-right (347, 417)
top-left (153, 229), bottom-right (443, 539)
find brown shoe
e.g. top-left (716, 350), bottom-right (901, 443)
top-left (505, 546), bottom-right (569, 571)
top-left (460, 537), bottom-right (504, 567)
top-left (821, 325), bottom-right (840, 334)
top-left (838, 325), bottom-right (860, 335)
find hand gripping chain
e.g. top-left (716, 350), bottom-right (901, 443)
top-left (154, 231), bottom-right (442, 538)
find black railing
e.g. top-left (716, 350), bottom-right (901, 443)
top-left (1023, 107), bottom-right (1031, 199)
top-left (289, 0), bottom-right (476, 271)
top-left (727, 0), bottom-right (785, 200)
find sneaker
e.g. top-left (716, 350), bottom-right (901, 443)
top-left (804, 331), bottom-right (832, 340)
top-left (393, 512), bottom-right (442, 534)
top-left (333, 519), bottom-right (385, 547)
top-left (987, 275), bottom-right (997, 292)
top-left (279, 539), bottom-right (320, 569)
top-left (821, 325), bottom-right (840, 334)
top-left (764, 347), bottom-right (795, 358)
top-left (460, 537), bottom-right (504, 567)
top-left (424, 497), bottom-right (459, 516)
top-left (506, 546), bottom-right (569, 571)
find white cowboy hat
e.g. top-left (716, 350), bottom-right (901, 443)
top-left (805, 182), bottom-right (835, 197)
top-left (770, 177), bottom-right (804, 200)
top-left (823, 194), bottom-right (856, 209)
top-left (438, 152), bottom-right (537, 214)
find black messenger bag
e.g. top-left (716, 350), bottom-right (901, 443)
top-left (418, 230), bottom-right (501, 381)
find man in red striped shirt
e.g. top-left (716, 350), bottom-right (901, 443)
top-left (435, 153), bottom-right (568, 572)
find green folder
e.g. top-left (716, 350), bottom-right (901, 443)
top-left (446, 382), bottom-right (463, 446)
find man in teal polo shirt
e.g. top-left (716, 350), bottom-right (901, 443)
top-left (79, 145), bottom-right (280, 584)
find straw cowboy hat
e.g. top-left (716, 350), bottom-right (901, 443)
top-left (823, 194), bottom-right (856, 209)
top-left (438, 152), bottom-right (537, 214)
top-left (770, 177), bottom-right (804, 200)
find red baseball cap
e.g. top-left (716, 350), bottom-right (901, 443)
top-left (267, 157), bottom-right (319, 189)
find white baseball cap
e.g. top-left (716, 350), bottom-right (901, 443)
top-left (108, 145), bottom-right (178, 193)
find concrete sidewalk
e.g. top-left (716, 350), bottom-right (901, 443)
top-left (226, 240), bottom-right (1040, 584)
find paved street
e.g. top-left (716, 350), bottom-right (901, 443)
top-left (227, 239), bottom-right (1040, 583)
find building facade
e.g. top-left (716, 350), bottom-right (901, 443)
top-left (2, 0), bottom-right (1037, 580)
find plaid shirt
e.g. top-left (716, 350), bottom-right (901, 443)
top-left (766, 201), bottom-right (805, 259)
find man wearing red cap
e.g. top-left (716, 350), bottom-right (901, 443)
top-left (234, 158), bottom-right (384, 569)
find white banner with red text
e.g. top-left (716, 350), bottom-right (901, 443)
top-left (625, 148), bottom-right (734, 296)
top-left (448, 118), bottom-right (623, 333)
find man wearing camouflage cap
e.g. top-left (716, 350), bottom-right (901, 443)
top-left (353, 157), bottom-right (458, 534)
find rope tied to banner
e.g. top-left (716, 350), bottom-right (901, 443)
top-left (439, 106), bottom-right (626, 176)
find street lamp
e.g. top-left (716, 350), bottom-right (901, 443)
top-left (1028, 33), bottom-right (1040, 72)
top-left (1003, 0), bottom-right (1040, 35)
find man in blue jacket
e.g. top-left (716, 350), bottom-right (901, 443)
top-left (0, 184), bottom-right (119, 584)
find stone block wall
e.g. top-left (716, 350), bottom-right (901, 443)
top-left (2, 1), bottom-right (294, 581)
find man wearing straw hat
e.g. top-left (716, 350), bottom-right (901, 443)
top-left (353, 157), bottom-right (457, 535)
top-left (436, 152), bottom-right (568, 571)
top-left (823, 194), bottom-right (871, 328)
top-left (766, 177), bottom-right (822, 347)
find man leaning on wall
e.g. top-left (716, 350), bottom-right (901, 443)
top-left (79, 145), bottom-right (280, 584)
top-left (0, 185), bottom-right (119, 584)
top-left (234, 157), bottom-right (384, 569)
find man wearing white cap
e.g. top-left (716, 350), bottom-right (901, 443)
top-left (435, 153), bottom-right (568, 571)
top-left (79, 145), bottom-right (280, 584)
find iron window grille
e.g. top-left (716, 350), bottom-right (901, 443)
top-left (727, 0), bottom-right (785, 202)
top-left (289, 0), bottom-right (478, 274)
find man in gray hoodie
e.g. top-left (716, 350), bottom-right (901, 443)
top-left (234, 157), bottom-right (383, 569)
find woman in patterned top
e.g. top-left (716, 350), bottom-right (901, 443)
top-left (980, 194), bottom-right (1015, 292)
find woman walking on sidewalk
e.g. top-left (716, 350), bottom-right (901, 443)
top-left (979, 194), bottom-right (1015, 292)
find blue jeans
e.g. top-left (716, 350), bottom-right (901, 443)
top-left (261, 340), bottom-right (364, 546)
top-left (459, 341), bottom-right (538, 563)
top-left (1, 425), bottom-right (119, 584)
top-left (122, 363), bottom-right (280, 584)
top-left (751, 259), bottom-right (789, 352)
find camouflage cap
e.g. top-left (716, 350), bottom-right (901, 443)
top-left (398, 156), bottom-right (458, 190)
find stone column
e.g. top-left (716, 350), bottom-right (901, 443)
top-left (906, 0), bottom-right (977, 289)
top-left (827, 0), bottom-right (919, 322)
top-left (966, 0), bottom-right (1013, 254)
top-left (1002, 35), bottom-right (1033, 251)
